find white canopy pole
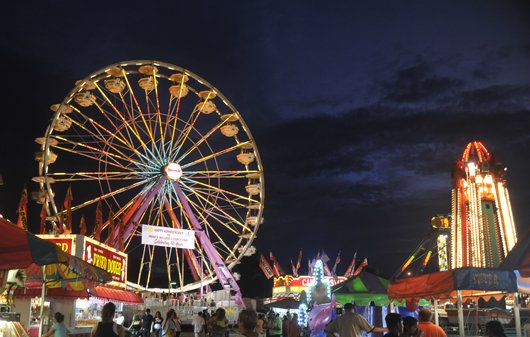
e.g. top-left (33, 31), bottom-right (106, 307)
top-left (457, 290), bottom-right (464, 337)
top-left (433, 298), bottom-right (439, 326)
top-left (514, 292), bottom-right (522, 337)
top-left (38, 266), bottom-right (47, 337)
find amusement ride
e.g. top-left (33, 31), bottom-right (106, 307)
top-left (32, 60), bottom-right (265, 304)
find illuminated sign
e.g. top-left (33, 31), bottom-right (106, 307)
top-left (84, 237), bottom-right (127, 287)
top-left (141, 225), bottom-right (195, 249)
top-left (272, 275), bottom-right (347, 298)
top-left (38, 234), bottom-right (128, 288)
top-left (38, 235), bottom-right (75, 254)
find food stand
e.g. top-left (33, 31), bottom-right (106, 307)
top-left (0, 218), bottom-right (112, 337)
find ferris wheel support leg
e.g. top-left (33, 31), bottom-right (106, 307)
top-left (172, 181), bottom-right (245, 308)
top-left (163, 199), bottom-right (202, 282)
top-left (122, 179), bottom-right (166, 241)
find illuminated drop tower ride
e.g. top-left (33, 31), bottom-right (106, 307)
top-left (450, 141), bottom-right (517, 268)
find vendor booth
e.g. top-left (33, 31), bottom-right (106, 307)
top-left (388, 267), bottom-right (519, 337)
top-left (0, 218), bottom-right (112, 337)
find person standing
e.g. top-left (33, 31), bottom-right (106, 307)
top-left (209, 308), bottom-right (229, 337)
top-left (42, 312), bottom-right (68, 337)
top-left (417, 308), bottom-right (446, 337)
top-left (325, 303), bottom-right (387, 337)
top-left (256, 314), bottom-right (266, 337)
top-left (268, 313), bottom-right (282, 337)
top-left (288, 314), bottom-right (300, 337)
top-left (91, 302), bottom-right (126, 337)
top-left (402, 316), bottom-right (422, 337)
top-left (193, 312), bottom-right (206, 337)
top-left (383, 313), bottom-right (402, 337)
top-left (153, 311), bottom-right (164, 337)
top-left (142, 309), bottom-right (155, 337)
top-left (163, 310), bottom-right (177, 337)
top-left (484, 320), bottom-right (507, 337)
top-left (171, 311), bottom-right (182, 337)
top-left (232, 309), bottom-right (259, 337)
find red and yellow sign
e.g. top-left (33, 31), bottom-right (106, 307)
top-left (38, 235), bottom-right (76, 254)
top-left (38, 234), bottom-right (128, 288)
top-left (84, 237), bottom-right (127, 287)
top-left (272, 275), bottom-right (347, 299)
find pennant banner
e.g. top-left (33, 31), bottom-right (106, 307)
top-left (259, 254), bottom-right (274, 279)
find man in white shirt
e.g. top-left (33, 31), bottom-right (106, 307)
top-left (115, 312), bottom-right (125, 325)
top-left (192, 312), bottom-right (206, 337)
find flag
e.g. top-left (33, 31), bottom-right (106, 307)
top-left (353, 258), bottom-right (368, 277)
top-left (291, 259), bottom-right (297, 276)
top-left (105, 208), bottom-right (115, 245)
top-left (308, 259), bottom-right (312, 275)
top-left (259, 254), bottom-right (274, 279)
top-left (332, 251), bottom-right (341, 275)
top-left (39, 203), bottom-right (47, 234)
top-left (115, 216), bottom-right (124, 251)
top-left (63, 185), bottom-right (73, 234)
top-left (295, 250), bottom-right (302, 276)
top-left (323, 262), bottom-right (332, 276)
top-left (320, 251), bottom-right (330, 264)
top-left (94, 199), bottom-right (103, 241)
top-left (79, 215), bottom-right (87, 236)
top-left (269, 252), bottom-right (285, 276)
top-left (344, 252), bottom-right (357, 277)
top-left (58, 208), bottom-right (65, 234)
top-left (16, 185), bottom-right (28, 230)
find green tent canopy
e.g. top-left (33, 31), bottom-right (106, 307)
top-left (332, 271), bottom-right (430, 306)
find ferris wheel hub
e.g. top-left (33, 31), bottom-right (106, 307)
top-left (164, 162), bottom-right (183, 181)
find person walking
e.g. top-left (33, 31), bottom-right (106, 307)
top-left (268, 313), bottom-right (282, 337)
top-left (288, 314), bottom-right (300, 337)
top-left (232, 309), bottom-right (259, 337)
top-left (162, 310), bottom-right (177, 337)
top-left (142, 309), bottom-right (155, 337)
top-left (256, 314), bottom-right (266, 337)
top-left (153, 311), bottom-right (164, 337)
top-left (418, 308), bottom-right (446, 337)
top-left (42, 312), bottom-right (68, 337)
top-left (91, 302), bottom-right (126, 337)
top-left (171, 311), bottom-right (182, 337)
top-left (208, 308), bottom-right (229, 337)
top-left (193, 312), bottom-right (206, 337)
top-left (325, 303), bottom-right (387, 337)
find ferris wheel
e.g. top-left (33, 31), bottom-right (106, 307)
top-left (33, 60), bottom-right (264, 303)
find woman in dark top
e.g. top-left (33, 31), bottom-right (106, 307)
top-left (153, 311), bottom-right (164, 337)
top-left (91, 302), bottom-right (125, 337)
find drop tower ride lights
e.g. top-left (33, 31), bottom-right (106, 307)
top-left (450, 141), bottom-right (517, 268)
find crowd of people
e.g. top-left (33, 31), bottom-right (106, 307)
top-left (41, 302), bottom-right (510, 337)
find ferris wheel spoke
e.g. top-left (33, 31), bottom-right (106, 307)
top-left (172, 106), bottom-right (201, 158)
top-left (93, 82), bottom-right (148, 149)
top-left (72, 105), bottom-right (152, 164)
top-left (52, 134), bottom-right (135, 164)
top-left (121, 69), bottom-right (158, 147)
top-left (183, 169), bottom-right (260, 179)
top-left (61, 177), bottom-right (156, 214)
top-left (182, 181), bottom-right (250, 210)
top-left (60, 114), bottom-right (143, 164)
top-left (181, 177), bottom-right (256, 204)
top-left (50, 144), bottom-right (136, 172)
top-left (179, 181), bottom-right (248, 234)
top-left (175, 115), bottom-right (236, 163)
top-left (180, 141), bottom-right (252, 170)
top-left (168, 75), bottom-right (187, 147)
top-left (46, 170), bottom-right (149, 182)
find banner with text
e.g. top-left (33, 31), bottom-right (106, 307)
top-left (141, 225), bottom-right (195, 249)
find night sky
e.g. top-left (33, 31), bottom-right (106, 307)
top-left (2, 1), bottom-right (530, 297)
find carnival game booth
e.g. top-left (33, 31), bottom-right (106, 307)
top-left (388, 267), bottom-right (519, 337)
top-left (0, 218), bottom-right (112, 337)
top-left (331, 271), bottom-right (430, 335)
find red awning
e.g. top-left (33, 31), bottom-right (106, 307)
top-left (15, 287), bottom-right (89, 299)
top-left (90, 286), bottom-right (143, 304)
